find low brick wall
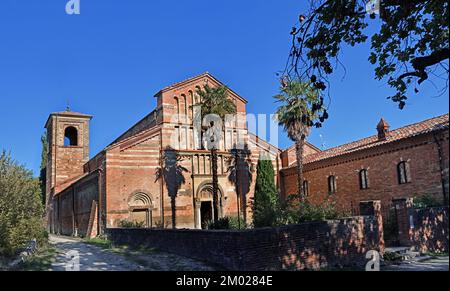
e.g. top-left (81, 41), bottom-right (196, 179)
top-left (106, 215), bottom-right (383, 271)
top-left (410, 207), bottom-right (449, 253)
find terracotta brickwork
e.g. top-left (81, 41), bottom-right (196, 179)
top-left (106, 213), bottom-right (383, 271)
top-left (47, 73), bottom-right (282, 235)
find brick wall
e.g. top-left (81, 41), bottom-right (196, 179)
top-left (52, 172), bottom-right (99, 237)
top-left (410, 207), bottom-right (449, 253)
top-left (106, 215), bottom-right (383, 271)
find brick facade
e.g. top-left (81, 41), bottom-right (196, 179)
top-left (281, 115), bottom-right (449, 212)
top-left (46, 73), bottom-right (283, 235)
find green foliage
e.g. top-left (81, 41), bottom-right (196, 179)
top-left (253, 155), bottom-right (279, 228)
top-left (85, 237), bottom-right (113, 249)
top-left (117, 220), bottom-right (146, 228)
top-left (208, 216), bottom-right (246, 230)
top-left (287, 0), bottom-right (449, 109)
top-left (196, 85), bottom-right (237, 121)
top-left (413, 194), bottom-right (442, 209)
top-left (39, 133), bottom-right (47, 206)
top-left (0, 151), bottom-right (46, 257)
top-left (274, 80), bottom-right (325, 139)
top-left (383, 251), bottom-right (403, 262)
top-left (274, 80), bottom-right (324, 200)
top-left (276, 197), bottom-right (344, 225)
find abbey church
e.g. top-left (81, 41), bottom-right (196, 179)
top-left (45, 72), bottom-right (449, 238)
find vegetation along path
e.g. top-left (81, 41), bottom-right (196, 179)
top-left (48, 234), bottom-right (214, 271)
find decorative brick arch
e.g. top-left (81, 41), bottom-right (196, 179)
top-left (194, 181), bottom-right (225, 229)
top-left (127, 191), bottom-right (153, 227)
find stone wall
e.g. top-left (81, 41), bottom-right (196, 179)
top-left (106, 215), bottom-right (383, 271)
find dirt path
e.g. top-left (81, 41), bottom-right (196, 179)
top-left (48, 235), bottom-right (214, 271)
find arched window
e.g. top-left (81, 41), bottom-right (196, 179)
top-left (174, 96), bottom-right (180, 122)
top-left (397, 161), bottom-right (410, 184)
top-left (302, 180), bottom-right (309, 197)
top-left (189, 90), bottom-right (194, 120)
top-left (64, 126), bottom-right (78, 146)
top-left (328, 175), bottom-right (336, 194)
top-left (359, 169), bottom-right (369, 190)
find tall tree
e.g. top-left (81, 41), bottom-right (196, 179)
top-left (39, 133), bottom-right (47, 206)
top-left (196, 85), bottom-right (237, 222)
top-left (0, 151), bottom-right (46, 257)
top-left (285, 0), bottom-right (449, 110)
top-left (253, 155), bottom-right (279, 228)
top-left (275, 80), bottom-right (325, 201)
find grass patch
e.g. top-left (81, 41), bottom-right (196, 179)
top-left (425, 252), bottom-right (449, 258)
top-left (383, 252), bottom-right (403, 262)
top-left (17, 245), bottom-right (56, 271)
top-left (85, 237), bottom-right (113, 249)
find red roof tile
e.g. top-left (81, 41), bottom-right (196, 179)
top-left (302, 114), bottom-right (449, 164)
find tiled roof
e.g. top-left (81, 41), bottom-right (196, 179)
top-left (302, 114), bottom-right (449, 164)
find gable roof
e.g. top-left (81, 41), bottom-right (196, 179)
top-left (154, 72), bottom-right (248, 104)
top-left (302, 114), bottom-right (449, 165)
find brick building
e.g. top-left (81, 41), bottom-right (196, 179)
top-left (45, 73), bottom-right (310, 236)
top-left (280, 114), bottom-right (449, 211)
top-left (45, 72), bottom-right (449, 237)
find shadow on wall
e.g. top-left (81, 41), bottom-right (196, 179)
top-left (155, 147), bottom-right (188, 229)
top-left (267, 217), bottom-right (382, 270)
top-left (226, 144), bottom-right (253, 223)
top-left (106, 214), bottom-right (383, 271)
top-left (411, 207), bottom-right (449, 254)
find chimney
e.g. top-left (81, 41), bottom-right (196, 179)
top-left (377, 118), bottom-right (390, 140)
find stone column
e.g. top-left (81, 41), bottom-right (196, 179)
top-left (359, 200), bottom-right (385, 253)
top-left (392, 198), bottom-right (414, 247)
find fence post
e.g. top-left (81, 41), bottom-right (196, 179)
top-left (392, 198), bottom-right (414, 247)
top-left (359, 200), bottom-right (385, 253)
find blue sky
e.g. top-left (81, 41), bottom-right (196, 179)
top-left (0, 0), bottom-right (448, 176)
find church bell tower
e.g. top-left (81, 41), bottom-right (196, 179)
top-left (44, 109), bottom-right (93, 209)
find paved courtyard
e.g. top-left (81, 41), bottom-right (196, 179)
top-left (383, 256), bottom-right (449, 272)
top-left (48, 235), bottom-right (214, 271)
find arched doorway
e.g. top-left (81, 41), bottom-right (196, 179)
top-left (128, 192), bottom-right (153, 227)
top-left (195, 183), bottom-right (223, 229)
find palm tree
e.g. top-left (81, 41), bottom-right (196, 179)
top-left (196, 85), bottom-right (237, 222)
top-left (274, 79), bottom-right (326, 201)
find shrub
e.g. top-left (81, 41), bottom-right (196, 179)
top-left (0, 151), bottom-right (46, 257)
top-left (117, 220), bottom-right (146, 228)
top-left (413, 194), bottom-right (442, 209)
top-left (252, 155), bottom-right (279, 228)
top-left (208, 216), bottom-right (246, 230)
top-left (275, 196), bottom-right (344, 225)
